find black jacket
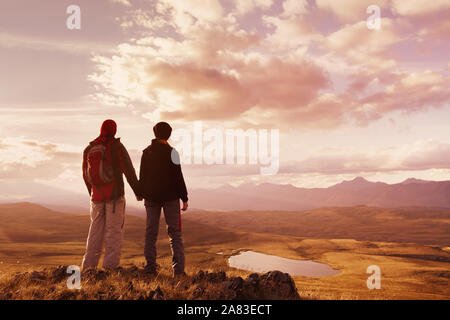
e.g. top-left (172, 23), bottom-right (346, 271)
top-left (139, 139), bottom-right (188, 203)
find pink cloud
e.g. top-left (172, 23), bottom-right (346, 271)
top-left (232, 0), bottom-right (273, 15)
top-left (402, 142), bottom-right (450, 170)
top-left (86, 0), bottom-right (449, 130)
top-left (282, 0), bottom-right (309, 17)
top-left (315, 0), bottom-right (389, 22)
top-left (280, 141), bottom-right (450, 175)
top-left (358, 70), bottom-right (450, 121)
top-left (0, 139), bottom-right (81, 181)
top-left (147, 56), bottom-right (330, 123)
top-left (391, 0), bottom-right (450, 16)
top-left (263, 14), bottom-right (323, 48)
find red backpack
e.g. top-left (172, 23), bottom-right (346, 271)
top-left (85, 139), bottom-right (116, 187)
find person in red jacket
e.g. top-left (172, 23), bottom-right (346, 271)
top-left (81, 119), bottom-right (140, 269)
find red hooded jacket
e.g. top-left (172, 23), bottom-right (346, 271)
top-left (82, 120), bottom-right (140, 202)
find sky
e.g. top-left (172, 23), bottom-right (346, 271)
top-left (0, 0), bottom-right (449, 202)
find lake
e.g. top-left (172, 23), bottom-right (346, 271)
top-left (228, 251), bottom-right (340, 277)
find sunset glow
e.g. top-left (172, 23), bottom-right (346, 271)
top-left (0, 0), bottom-right (449, 201)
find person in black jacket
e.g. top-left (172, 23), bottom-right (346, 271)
top-left (138, 122), bottom-right (188, 277)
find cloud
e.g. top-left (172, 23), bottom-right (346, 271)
top-left (391, 0), bottom-right (450, 16)
top-left (0, 32), bottom-right (112, 54)
top-left (281, 153), bottom-right (389, 175)
top-left (238, 92), bottom-right (347, 129)
top-left (161, 0), bottom-right (224, 28)
top-left (326, 19), bottom-right (398, 53)
top-left (0, 138), bottom-right (81, 181)
top-left (282, 0), bottom-right (309, 17)
top-left (90, 17), bottom-right (330, 126)
top-left (161, 139), bottom-right (450, 181)
top-left (416, 19), bottom-right (450, 42)
top-left (232, 0), bottom-right (273, 15)
top-left (315, 0), bottom-right (388, 22)
top-left (279, 140), bottom-right (450, 175)
top-left (119, 8), bottom-right (172, 31)
top-left (357, 70), bottom-right (450, 122)
top-left (146, 55), bottom-right (329, 123)
top-left (109, 0), bottom-right (132, 6)
top-left (87, 0), bottom-right (449, 131)
top-left (89, 54), bottom-right (154, 106)
top-left (400, 70), bottom-right (444, 87)
top-left (323, 18), bottom-right (399, 73)
top-left (402, 141), bottom-right (450, 170)
top-left (263, 14), bottom-right (323, 49)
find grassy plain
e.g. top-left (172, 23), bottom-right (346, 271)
top-left (0, 203), bottom-right (448, 299)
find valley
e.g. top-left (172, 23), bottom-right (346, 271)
top-left (0, 203), bottom-right (449, 299)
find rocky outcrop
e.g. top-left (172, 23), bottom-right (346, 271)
top-left (0, 266), bottom-right (300, 300)
top-left (189, 270), bottom-right (300, 300)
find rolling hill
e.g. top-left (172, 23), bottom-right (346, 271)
top-left (183, 206), bottom-right (450, 246)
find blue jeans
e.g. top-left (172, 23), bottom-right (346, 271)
top-left (144, 199), bottom-right (185, 274)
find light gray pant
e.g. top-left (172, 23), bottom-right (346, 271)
top-left (82, 197), bottom-right (126, 269)
top-left (144, 199), bottom-right (185, 274)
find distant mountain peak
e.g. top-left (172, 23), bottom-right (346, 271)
top-left (401, 178), bottom-right (430, 185)
top-left (332, 176), bottom-right (372, 188)
top-left (352, 176), bottom-right (369, 183)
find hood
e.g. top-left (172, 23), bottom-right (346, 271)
top-left (90, 120), bottom-right (118, 145)
top-left (100, 119), bottom-right (117, 137)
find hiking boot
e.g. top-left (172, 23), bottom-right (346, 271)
top-left (143, 266), bottom-right (157, 275)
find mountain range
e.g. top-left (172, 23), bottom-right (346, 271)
top-left (189, 177), bottom-right (450, 211)
top-left (1, 177), bottom-right (449, 212)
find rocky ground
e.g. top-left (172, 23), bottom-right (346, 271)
top-left (0, 265), bottom-right (300, 300)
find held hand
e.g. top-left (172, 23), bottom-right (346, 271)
top-left (182, 201), bottom-right (188, 211)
